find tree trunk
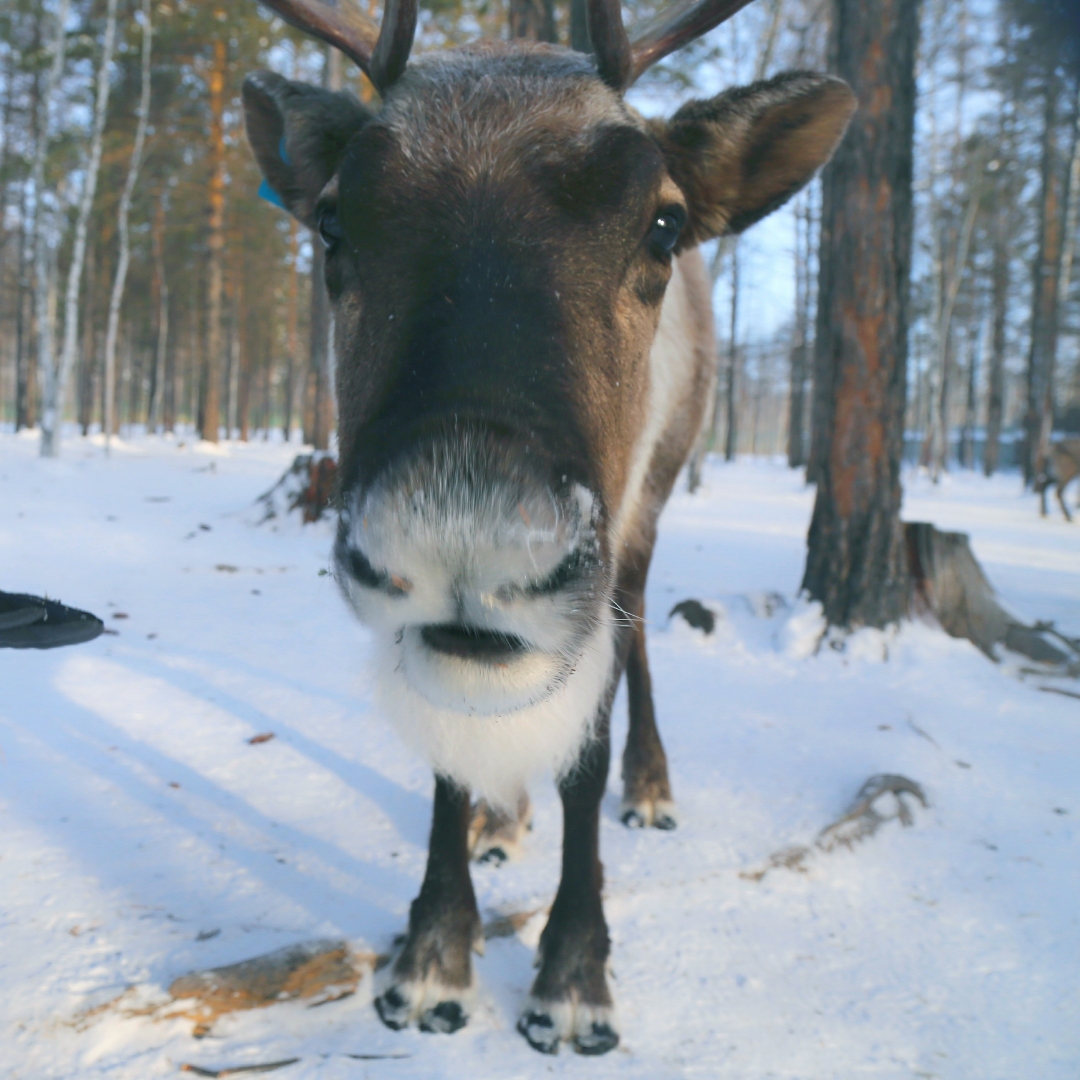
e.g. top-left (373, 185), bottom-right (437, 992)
top-left (78, 238), bottom-right (97, 434)
top-left (237, 266), bottom-right (252, 441)
top-left (104, 0), bottom-right (151, 453)
top-left (788, 193), bottom-right (811, 467)
top-left (984, 194), bottom-right (1009, 476)
top-left (1022, 83), bottom-right (1066, 484)
top-left (43, 0), bottom-right (117, 458)
top-left (202, 30), bottom-right (227, 443)
top-left (724, 241), bottom-right (740, 462)
top-left (15, 177), bottom-right (32, 431)
top-left (508, 0), bottom-right (556, 43)
top-left (148, 190), bottom-right (169, 431)
top-left (30, 0), bottom-right (70, 440)
top-left (283, 217), bottom-right (299, 440)
top-left (801, 0), bottom-right (919, 630)
top-left (960, 324), bottom-right (979, 469)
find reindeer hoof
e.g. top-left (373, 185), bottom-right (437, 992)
top-left (574, 1021), bottom-right (620, 1055)
top-left (517, 1000), bottom-right (620, 1056)
top-left (620, 798), bottom-right (678, 831)
top-left (518, 1010), bottom-right (560, 1054)
top-left (374, 987), bottom-right (411, 1030)
top-left (375, 983), bottom-right (470, 1034)
top-left (419, 1000), bottom-right (467, 1034)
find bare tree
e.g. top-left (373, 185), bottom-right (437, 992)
top-left (104, 0), bottom-right (152, 453)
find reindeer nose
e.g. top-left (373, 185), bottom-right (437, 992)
top-left (420, 623), bottom-right (530, 662)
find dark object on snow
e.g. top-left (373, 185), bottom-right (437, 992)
top-left (905, 522), bottom-right (1078, 669)
top-left (0, 591), bottom-right (104, 649)
top-left (669, 599), bottom-right (715, 635)
top-left (179, 1060), bottom-right (300, 1077)
top-left (255, 452), bottom-right (337, 524)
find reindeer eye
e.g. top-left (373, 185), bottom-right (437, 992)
top-left (649, 206), bottom-right (686, 257)
top-left (318, 207), bottom-right (343, 250)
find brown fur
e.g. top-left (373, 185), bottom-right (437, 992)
top-left (1037, 438), bottom-right (1080, 522)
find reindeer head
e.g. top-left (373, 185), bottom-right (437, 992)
top-left (244, 0), bottom-right (854, 800)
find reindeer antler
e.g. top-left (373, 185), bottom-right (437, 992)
top-left (588, 0), bottom-right (759, 90)
top-left (260, 0), bottom-right (754, 97)
top-left (257, 0), bottom-right (418, 94)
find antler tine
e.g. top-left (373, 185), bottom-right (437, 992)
top-left (369, 0), bottom-right (419, 92)
top-left (257, 0), bottom-right (418, 95)
top-left (627, 0), bottom-right (758, 86)
top-left (586, 0), bottom-right (633, 91)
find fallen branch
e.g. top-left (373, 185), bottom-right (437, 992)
top-left (740, 773), bottom-right (928, 883)
top-left (179, 1060), bottom-right (299, 1078)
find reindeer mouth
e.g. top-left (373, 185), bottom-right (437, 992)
top-left (420, 623), bottom-right (531, 663)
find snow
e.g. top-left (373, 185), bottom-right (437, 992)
top-left (1, 428), bottom-right (1077, 1079)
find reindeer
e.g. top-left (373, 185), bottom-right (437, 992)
top-left (244, 0), bottom-right (854, 1054)
top-left (1036, 438), bottom-right (1080, 522)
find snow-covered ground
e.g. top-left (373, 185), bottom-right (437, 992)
top-left (1, 427), bottom-right (1077, 1080)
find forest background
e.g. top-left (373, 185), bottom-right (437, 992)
top-left (0, 0), bottom-right (1077, 485)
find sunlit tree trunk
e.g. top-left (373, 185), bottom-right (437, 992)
top-left (802, 0), bottom-right (919, 629)
top-left (30, 0), bottom-right (70, 440)
top-left (104, 0), bottom-right (151, 452)
top-left (201, 27), bottom-right (227, 443)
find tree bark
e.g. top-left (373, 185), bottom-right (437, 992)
top-left (201, 28), bottom-right (227, 443)
top-left (104, 0), bottom-right (151, 453)
top-left (1022, 82), bottom-right (1066, 484)
top-left (30, 0), bottom-right (70, 440)
top-left (724, 241), bottom-right (740, 462)
top-left (983, 189), bottom-right (1009, 476)
top-left (148, 190), bottom-right (169, 431)
top-left (283, 217), bottom-right (299, 440)
top-left (788, 193), bottom-right (811, 467)
top-left (801, 0), bottom-right (919, 630)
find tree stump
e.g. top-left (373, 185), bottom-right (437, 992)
top-left (905, 521), bottom-right (1076, 667)
top-left (255, 452), bottom-right (337, 524)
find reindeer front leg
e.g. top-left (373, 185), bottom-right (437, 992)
top-left (375, 774), bottom-right (482, 1034)
top-left (518, 705), bottom-right (620, 1056)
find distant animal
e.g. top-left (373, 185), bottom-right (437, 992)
top-left (1035, 438), bottom-right (1080, 522)
top-left (244, 0), bottom-right (854, 1055)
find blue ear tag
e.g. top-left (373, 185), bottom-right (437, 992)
top-left (258, 177), bottom-right (286, 210)
top-left (258, 135), bottom-right (292, 209)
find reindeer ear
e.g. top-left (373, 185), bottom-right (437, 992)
top-left (653, 72), bottom-right (856, 246)
top-left (243, 70), bottom-right (373, 229)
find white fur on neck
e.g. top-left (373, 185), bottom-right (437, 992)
top-left (374, 612), bottom-right (614, 810)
